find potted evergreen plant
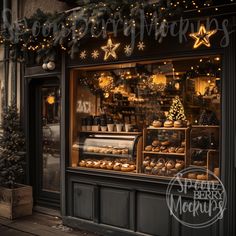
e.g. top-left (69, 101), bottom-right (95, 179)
top-left (0, 104), bottom-right (32, 219)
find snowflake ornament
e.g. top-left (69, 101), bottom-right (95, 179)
top-left (91, 50), bottom-right (99, 59)
top-left (80, 50), bottom-right (87, 59)
top-left (137, 41), bottom-right (145, 51)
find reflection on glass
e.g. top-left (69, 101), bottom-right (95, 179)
top-left (42, 86), bottom-right (60, 192)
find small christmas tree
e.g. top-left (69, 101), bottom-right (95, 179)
top-left (0, 104), bottom-right (26, 188)
top-left (167, 96), bottom-right (186, 121)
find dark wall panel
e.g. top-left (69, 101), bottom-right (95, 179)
top-left (73, 183), bottom-right (94, 220)
top-left (137, 192), bottom-right (170, 236)
top-left (100, 187), bottom-right (130, 228)
top-left (180, 209), bottom-right (218, 236)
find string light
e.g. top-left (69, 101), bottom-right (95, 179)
top-left (0, 0), bottom-right (233, 59)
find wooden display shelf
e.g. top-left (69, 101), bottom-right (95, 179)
top-left (189, 164), bottom-right (207, 168)
top-left (191, 125), bottom-right (220, 128)
top-left (191, 148), bottom-right (218, 152)
top-left (80, 131), bottom-right (142, 135)
top-left (143, 151), bottom-right (185, 156)
top-left (147, 126), bottom-right (189, 131)
top-left (83, 152), bottom-right (132, 159)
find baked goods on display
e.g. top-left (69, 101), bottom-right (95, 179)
top-left (150, 159), bottom-right (156, 167)
top-left (168, 147), bottom-right (176, 153)
top-left (144, 142), bottom-right (185, 154)
top-left (166, 160), bottom-right (175, 170)
top-left (174, 120), bottom-right (182, 128)
top-left (85, 145), bottom-right (129, 156)
top-left (161, 141), bottom-right (170, 146)
top-left (121, 163), bottom-right (136, 172)
top-left (100, 161), bottom-right (107, 169)
top-left (164, 120), bottom-right (173, 128)
top-left (143, 156), bottom-right (151, 167)
top-left (78, 158), bottom-right (136, 173)
top-left (93, 161), bottom-right (101, 168)
top-left (196, 174), bottom-right (207, 180)
top-left (152, 140), bottom-right (160, 147)
top-left (144, 166), bottom-right (152, 175)
top-left (142, 156), bottom-right (185, 177)
top-left (86, 160), bottom-right (93, 168)
top-left (175, 160), bottom-right (185, 170)
top-left (152, 146), bottom-right (160, 152)
top-left (156, 158), bottom-right (165, 168)
top-left (145, 145), bottom-right (153, 151)
top-left (187, 173), bottom-right (197, 179)
top-left (152, 120), bottom-right (162, 127)
top-left (175, 147), bottom-right (185, 153)
top-left (79, 160), bottom-right (86, 167)
top-left (113, 162), bottom-right (122, 171)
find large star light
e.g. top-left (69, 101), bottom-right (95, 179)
top-left (101, 38), bottom-right (120, 60)
top-left (190, 25), bottom-right (217, 49)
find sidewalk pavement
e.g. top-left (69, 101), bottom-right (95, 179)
top-left (0, 212), bottom-right (99, 236)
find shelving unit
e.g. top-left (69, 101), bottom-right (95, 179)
top-left (190, 125), bottom-right (220, 180)
top-left (80, 131), bottom-right (142, 135)
top-left (143, 151), bottom-right (185, 156)
top-left (142, 127), bottom-right (190, 177)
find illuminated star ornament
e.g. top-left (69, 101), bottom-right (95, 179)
top-left (137, 41), bottom-right (145, 51)
top-left (91, 50), bottom-right (99, 59)
top-left (124, 45), bottom-right (132, 56)
top-left (80, 50), bottom-right (87, 59)
top-left (101, 37), bottom-right (120, 60)
top-left (190, 25), bottom-right (217, 49)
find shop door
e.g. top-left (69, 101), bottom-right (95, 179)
top-left (29, 78), bottom-right (61, 208)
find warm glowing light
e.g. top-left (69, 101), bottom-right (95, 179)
top-left (98, 74), bottom-right (114, 91)
top-left (101, 38), bottom-right (120, 60)
top-left (148, 73), bottom-right (167, 91)
top-left (47, 95), bottom-right (55, 105)
top-left (190, 25), bottom-right (217, 49)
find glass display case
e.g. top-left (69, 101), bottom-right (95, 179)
top-left (72, 132), bottom-right (142, 172)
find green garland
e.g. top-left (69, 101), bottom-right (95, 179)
top-left (0, 0), bottom-right (231, 63)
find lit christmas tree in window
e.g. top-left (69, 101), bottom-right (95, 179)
top-left (167, 96), bottom-right (186, 121)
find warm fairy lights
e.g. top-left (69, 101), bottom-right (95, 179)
top-left (0, 1), bottom-right (233, 62)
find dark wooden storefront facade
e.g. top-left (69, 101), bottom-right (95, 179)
top-left (22, 10), bottom-right (236, 236)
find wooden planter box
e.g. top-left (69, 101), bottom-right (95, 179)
top-left (0, 184), bottom-right (33, 219)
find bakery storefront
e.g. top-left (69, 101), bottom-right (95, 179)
top-left (22, 5), bottom-right (236, 236)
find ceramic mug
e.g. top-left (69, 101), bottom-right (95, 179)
top-left (86, 125), bottom-right (92, 131)
top-left (116, 124), bottom-right (123, 132)
top-left (81, 126), bottom-right (87, 131)
top-left (101, 126), bottom-right (107, 132)
top-left (92, 125), bottom-right (100, 132)
top-left (125, 124), bottom-right (132, 132)
top-left (107, 124), bottom-right (114, 132)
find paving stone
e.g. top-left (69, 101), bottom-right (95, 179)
top-left (0, 213), bottom-right (99, 236)
top-left (0, 226), bottom-right (34, 236)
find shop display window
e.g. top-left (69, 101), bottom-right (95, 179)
top-left (69, 56), bottom-right (221, 181)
